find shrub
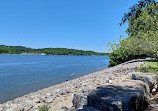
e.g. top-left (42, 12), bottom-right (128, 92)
top-left (38, 104), bottom-right (48, 111)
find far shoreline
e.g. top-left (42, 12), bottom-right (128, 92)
top-left (0, 54), bottom-right (108, 56)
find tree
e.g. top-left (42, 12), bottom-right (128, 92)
top-left (126, 3), bottom-right (158, 36)
top-left (108, 2), bottom-right (158, 66)
top-left (124, 3), bottom-right (158, 59)
top-left (120, 0), bottom-right (156, 26)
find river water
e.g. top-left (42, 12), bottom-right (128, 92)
top-left (0, 55), bottom-right (109, 103)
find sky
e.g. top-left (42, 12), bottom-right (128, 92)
top-left (0, 0), bottom-right (139, 52)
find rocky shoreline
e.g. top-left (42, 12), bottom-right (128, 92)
top-left (0, 59), bottom-right (145, 111)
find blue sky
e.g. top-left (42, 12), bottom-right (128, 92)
top-left (0, 0), bottom-right (139, 52)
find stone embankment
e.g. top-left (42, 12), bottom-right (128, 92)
top-left (0, 59), bottom-right (155, 111)
top-left (73, 72), bottom-right (158, 111)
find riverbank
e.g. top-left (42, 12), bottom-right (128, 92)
top-left (0, 54), bottom-right (107, 56)
top-left (0, 59), bottom-right (145, 111)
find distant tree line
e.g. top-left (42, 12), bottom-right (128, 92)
top-left (0, 45), bottom-right (108, 56)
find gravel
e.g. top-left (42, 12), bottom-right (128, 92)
top-left (0, 59), bottom-right (144, 111)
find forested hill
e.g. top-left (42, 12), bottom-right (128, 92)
top-left (0, 45), bottom-right (108, 56)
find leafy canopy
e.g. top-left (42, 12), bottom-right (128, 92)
top-left (120, 0), bottom-right (156, 26)
top-left (108, 2), bottom-right (158, 67)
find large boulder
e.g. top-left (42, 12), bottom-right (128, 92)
top-left (73, 80), bottom-right (150, 111)
top-left (132, 72), bottom-right (158, 96)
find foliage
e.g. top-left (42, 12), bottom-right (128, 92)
top-left (126, 3), bottom-right (158, 36)
top-left (125, 3), bottom-right (158, 59)
top-left (108, 40), bottom-right (147, 67)
top-left (108, 2), bottom-right (158, 67)
top-left (0, 45), bottom-right (33, 54)
top-left (0, 45), bottom-right (108, 56)
top-left (38, 104), bottom-right (48, 111)
top-left (120, 0), bottom-right (156, 26)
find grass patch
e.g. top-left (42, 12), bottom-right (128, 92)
top-left (139, 60), bottom-right (158, 74)
top-left (38, 104), bottom-right (48, 111)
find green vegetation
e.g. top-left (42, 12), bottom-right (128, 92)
top-left (127, 75), bottom-right (132, 80)
top-left (140, 60), bottom-right (158, 74)
top-left (120, 0), bottom-right (156, 26)
top-left (0, 45), bottom-right (108, 56)
top-left (38, 104), bottom-right (48, 111)
top-left (108, 0), bottom-right (158, 67)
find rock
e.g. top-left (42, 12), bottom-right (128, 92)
top-left (62, 106), bottom-right (69, 111)
top-left (73, 93), bottom-right (88, 109)
top-left (46, 93), bottom-right (52, 96)
top-left (108, 80), bottom-right (112, 84)
top-left (82, 84), bottom-right (87, 86)
top-left (46, 97), bottom-right (54, 103)
top-left (34, 98), bottom-right (41, 103)
top-left (60, 89), bottom-right (67, 95)
top-left (19, 103), bottom-right (34, 111)
top-left (65, 107), bottom-right (75, 111)
top-left (13, 107), bottom-right (24, 111)
top-left (6, 108), bottom-right (14, 111)
top-left (30, 108), bottom-right (39, 111)
top-left (56, 89), bottom-right (60, 92)
top-left (132, 72), bottom-right (158, 96)
top-left (24, 104), bottom-right (33, 111)
top-left (73, 80), bottom-right (150, 111)
top-left (65, 88), bottom-right (71, 93)
top-left (5, 107), bottom-right (24, 111)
